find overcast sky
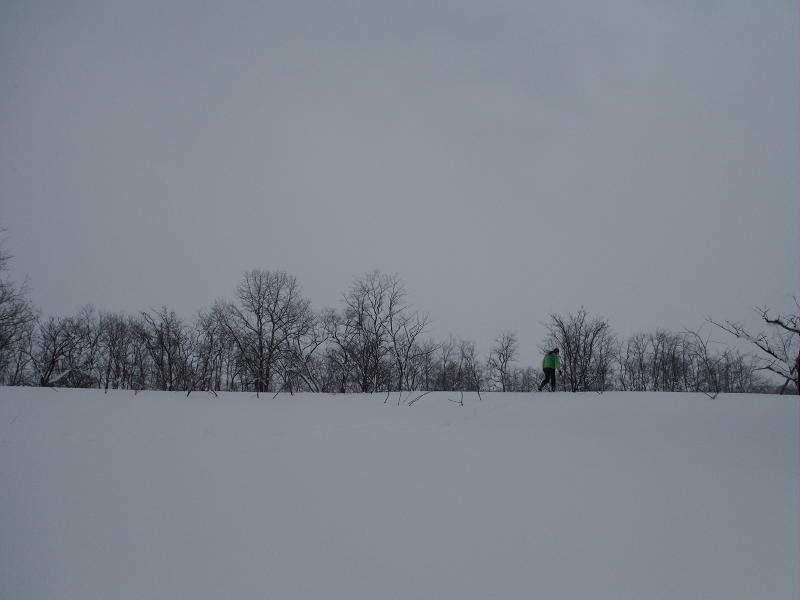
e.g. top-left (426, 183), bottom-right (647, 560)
top-left (1, 0), bottom-right (797, 364)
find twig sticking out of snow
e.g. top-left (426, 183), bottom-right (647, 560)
top-left (448, 391), bottom-right (465, 406)
top-left (407, 390), bottom-right (432, 406)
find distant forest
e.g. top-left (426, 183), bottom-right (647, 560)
top-left (1, 238), bottom-right (797, 396)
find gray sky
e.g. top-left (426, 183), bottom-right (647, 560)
top-left (1, 0), bottom-right (797, 364)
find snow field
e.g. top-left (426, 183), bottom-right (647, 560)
top-left (1, 387), bottom-right (797, 600)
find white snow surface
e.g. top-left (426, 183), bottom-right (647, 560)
top-left (1, 387), bottom-right (797, 600)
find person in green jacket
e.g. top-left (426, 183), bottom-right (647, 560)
top-left (538, 348), bottom-right (561, 392)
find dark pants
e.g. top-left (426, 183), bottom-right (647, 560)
top-left (539, 368), bottom-right (556, 392)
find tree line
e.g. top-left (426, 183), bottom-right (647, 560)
top-left (0, 247), bottom-right (797, 395)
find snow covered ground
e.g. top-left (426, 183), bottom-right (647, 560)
top-left (1, 387), bottom-right (797, 600)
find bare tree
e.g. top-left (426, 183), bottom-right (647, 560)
top-left (682, 328), bottom-right (723, 398)
top-left (281, 306), bottom-right (325, 392)
top-left (187, 303), bottom-right (232, 394)
top-left (709, 302), bottom-right (800, 394)
top-left (63, 305), bottom-right (103, 387)
top-left (618, 330), bottom-right (688, 392)
top-left (321, 307), bottom-right (358, 393)
top-left (24, 316), bottom-right (75, 387)
top-left (222, 270), bottom-right (312, 394)
top-left (618, 332), bottom-right (648, 391)
top-left (508, 365), bottom-right (538, 392)
top-left (716, 348), bottom-right (768, 393)
top-left (415, 338), bottom-right (439, 391)
top-left (434, 335), bottom-right (459, 391)
top-left (616, 326), bottom-right (767, 394)
top-left (138, 307), bottom-right (192, 391)
top-left (458, 339), bottom-right (484, 397)
top-left (409, 340), bottom-right (438, 391)
top-left (487, 331), bottom-right (517, 392)
top-left (126, 315), bottom-right (151, 391)
top-left (340, 271), bottom-right (400, 392)
top-left (0, 236), bottom-right (37, 383)
top-left (98, 312), bottom-right (132, 391)
top-left (387, 282), bottom-right (431, 391)
top-left (5, 317), bottom-right (36, 385)
top-left (544, 309), bottom-right (615, 392)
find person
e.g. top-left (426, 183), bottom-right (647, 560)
top-left (538, 348), bottom-right (561, 392)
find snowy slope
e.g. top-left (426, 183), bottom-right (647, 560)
top-left (1, 387), bottom-right (797, 600)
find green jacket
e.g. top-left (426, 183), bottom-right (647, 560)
top-left (542, 352), bottom-right (561, 370)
